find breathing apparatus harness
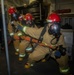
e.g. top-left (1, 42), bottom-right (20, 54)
top-left (38, 22), bottom-right (61, 45)
top-left (30, 22), bottom-right (60, 53)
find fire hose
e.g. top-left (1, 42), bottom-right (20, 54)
top-left (13, 35), bottom-right (57, 50)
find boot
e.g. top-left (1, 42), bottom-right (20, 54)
top-left (15, 49), bottom-right (19, 55)
top-left (15, 52), bottom-right (19, 55)
top-left (60, 67), bottom-right (70, 75)
top-left (24, 63), bottom-right (33, 69)
top-left (41, 58), bottom-right (46, 62)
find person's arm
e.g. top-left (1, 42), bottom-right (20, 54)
top-left (58, 34), bottom-right (66, 47)
top-left (57, 34), bottom-right (67, 55)
top-left (23, 27), bottom-right (43, 39)
top-left (8, 22), bottom-right (14, 36)
top-left (14, 22), bottom-right (43, 39)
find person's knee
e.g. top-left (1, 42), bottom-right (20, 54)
top-left (29, 54), bottom-right (36, 61)
top-left (20, 41), bottom-right (25, 46)
top-left (56, 54), bottom-right (69, 67)
top-left (29, 53), bottom-right (45, 62)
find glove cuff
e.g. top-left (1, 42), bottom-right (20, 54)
top-left (10, 33), bottom-right (14, 36)
top-left (23, 26), bottom-right (27, 32)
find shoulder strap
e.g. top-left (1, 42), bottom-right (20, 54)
top-left (38, 24), bottom-right (47, 43)
top-left (30, 24), bottom-right (47, 51)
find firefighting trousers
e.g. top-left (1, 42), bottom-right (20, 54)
top-left (27, 45), bottom-right (69, 68)
top-left (13, 32), bottom-right (20, 51)
top-left (13, 40), bottom-right (20, 51)
top-left (19, 40), bottom-right (30, 54)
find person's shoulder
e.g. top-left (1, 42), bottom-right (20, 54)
top-left (38, 27), bottom-right (44, 31)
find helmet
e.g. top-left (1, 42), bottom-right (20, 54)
top-left (24, 13), bottom-right (34, 26)
top-left (24, 13), bottom-right (33, 21)
top-left (8, 6), bottom-right (16, 15)
top-left (47, 13), bottom-right (61, 23)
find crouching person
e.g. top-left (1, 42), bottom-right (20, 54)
top-left (18, 13), bottom-right (38, 61)
top-left (14, 13), bottom-right (69, 74)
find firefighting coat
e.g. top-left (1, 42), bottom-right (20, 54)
top-left (23, 27), bottom-right (66, 48)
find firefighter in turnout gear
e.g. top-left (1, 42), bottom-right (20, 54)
top-left (18, 13), bottom-right (38, 61)
top-left (8, 6), bottom-right (21, 55)
top-left (13, 13), bottom-right (69, 74)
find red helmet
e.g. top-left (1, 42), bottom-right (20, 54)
top-left (24, 13), bottom-right (33, 21)
top-left (47, 13), bottom-right (61, 23)
top-left (8, 6), bottom-right (16, 15)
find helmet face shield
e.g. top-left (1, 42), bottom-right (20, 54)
top-left (26, 20), bottom-right (33, 26)
top-left (48, 22), bottom-right (60, 36)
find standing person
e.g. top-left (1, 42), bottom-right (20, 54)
top-left (14, 13), bottom-right (69, 74)
top-left (8, 6), bottom-right (23, 55)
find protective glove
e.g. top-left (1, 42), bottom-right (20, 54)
top-left (16, 25), bottom-right (23, 31)
top-left (16, 25), bottom-right (27, 33)
top-left (59, 45), bottom-right (66, 56)
top-left (13, 21), bottom-right (27, 32)
top-left (54, 50), bottom-right (61, 58)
